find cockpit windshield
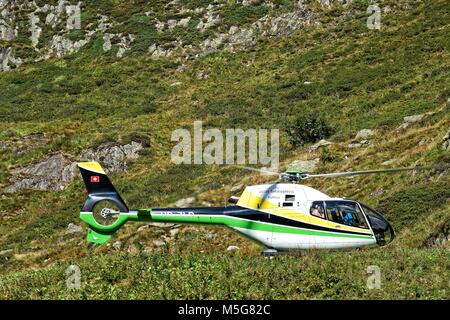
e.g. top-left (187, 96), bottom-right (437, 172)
top-left (359, 203), bottom-right (395, 245)
top-left (323, 201), bottom-right (369, 229)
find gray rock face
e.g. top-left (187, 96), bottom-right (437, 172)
top-left (224, 28), bottom-right (255, 51)
top-left (1, 0), bottom-right (320, 70)
top-left (315, 0), bottom-right (352, 7)
top-left (0, 2), bottom-right (135, 71)
top-left (0, 46), bottom-right (21, 71)
top-left (5, 154), bottom-right (77, 193)
top-left (289, 158), bottom-right (320, 172)
top-left (262, 7), bottom-right (315, 37)
top-left (0, 3), bottom-right (17, 41)
top-left (0, 24), bottom-right (17, 41)
top-left (149, 44), bottom-right (173, 59)
top-left (5, 141), bottom-right (144, 193)
top-left (80, 141), bottom-right (143, 173)
top-left (184, 3), bottom-right (316, 59)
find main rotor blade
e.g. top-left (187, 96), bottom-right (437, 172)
top-left (303, 165), bottom-right (447, 179)
top-left (232, 165), bottom-right (281, 176)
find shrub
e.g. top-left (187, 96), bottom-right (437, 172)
top-left (286, 115), bottom-right (334, 147)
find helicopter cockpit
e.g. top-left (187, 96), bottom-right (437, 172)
top-left (309, 200), bottom-right (395, 246)
top-left (359, 203), bottom-right (395, 245)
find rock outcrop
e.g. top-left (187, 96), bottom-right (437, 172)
top-left (5, 154), bottom-right (77, 193)
top-left (442, 131), bottom-right (450, 151)
top-left (79, 141), bottom-right (143, 173)
top-left (4, 141), bottom-right (144, 193)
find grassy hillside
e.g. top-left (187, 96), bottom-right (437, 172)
top-left (0, 0), bottom-right (449, 299)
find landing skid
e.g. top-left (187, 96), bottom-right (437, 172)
top-left (261, 248), bottom-right (279, 257)
top-left (261, 248), bottom-right (309, 257)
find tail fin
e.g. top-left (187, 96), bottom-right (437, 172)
top-left (77, 162), bottom-right (128, 212)
top-left (77, 162), bottom-right (132, 244)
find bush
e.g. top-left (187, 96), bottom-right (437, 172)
top-left (286, 115), bottom-right (334, 147)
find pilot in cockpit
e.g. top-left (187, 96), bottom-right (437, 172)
top-left (311, 204), bottom-right (325, 219)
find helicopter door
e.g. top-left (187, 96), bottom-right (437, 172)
top-left (271, 194), bottom-right (307, 249)
top-left (308, 201), bottom-right (326, 249)
top-left (315, 201), bottom-right (371, 248)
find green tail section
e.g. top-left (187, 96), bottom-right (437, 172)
top-left (87, 228), bottom-right (114, 244)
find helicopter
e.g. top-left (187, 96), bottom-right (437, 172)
top-left (76, 161), bottom-right (444, 255)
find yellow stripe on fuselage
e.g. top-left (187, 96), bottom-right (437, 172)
top-left (237, 189), bottom-right (372, 235)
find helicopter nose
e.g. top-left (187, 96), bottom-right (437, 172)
top-left (367, 215), bottom-right (395, 246)
top-left (376, 222), bottom-right (395, 246)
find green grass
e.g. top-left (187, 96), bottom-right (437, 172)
top-left (0, 247), bottom-right (448, 299)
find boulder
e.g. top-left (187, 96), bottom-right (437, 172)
top-left (65, 223), bottom-right (83, 235)
top-left (226, 245), bottom-right (239, 251)
top-left (112, 241), bottom-right (122, 250)
top-left (404, 114), bottom-right (425, 123)
top-left (355, 129), bottom-right (375, 140)
top-left (309, 139), bottom-right (332, 152)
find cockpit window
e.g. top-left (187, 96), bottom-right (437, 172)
top-left (310, 201), bottom-right (326, 219)
top-left (325, 201), bottom-right (368, 229)
top-left (360, 204), bottom-right (381, 218)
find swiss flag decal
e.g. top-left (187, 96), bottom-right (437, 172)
top-left (91, 175), bottom-right (100, 183)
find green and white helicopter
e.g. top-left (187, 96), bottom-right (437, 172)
top-left (77, 162), bottom-right (443, 254)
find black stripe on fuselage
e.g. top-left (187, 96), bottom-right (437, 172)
top-left (152, 206), bottom-right (372, 237)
